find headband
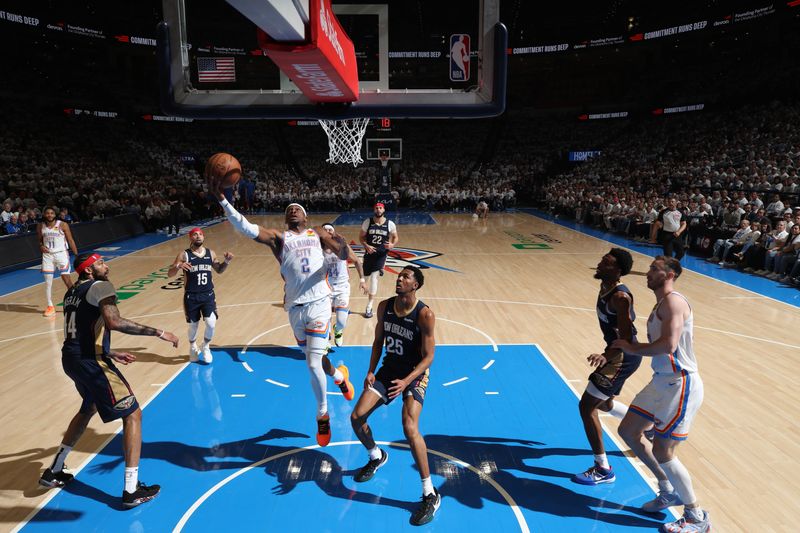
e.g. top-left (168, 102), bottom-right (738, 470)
top-left (374, 202), bottom-right (385, 209)
top-left (77, 253), bottom-right (102, 273)
top-left (322, 224), bottom-right (335, 232)
top-left (188, 227), bottom-right (204, 236)
top-left (285, 203), bottom-right (307, 217)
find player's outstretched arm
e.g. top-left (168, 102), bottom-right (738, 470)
top-left (211, 250), bottom-right (234, 274)
top-left (345, 244), bottom-right (368, 294)
top-left (99, 296), bottom-right (179, 347)
top-left (206, 173), bottom-right (283, 254)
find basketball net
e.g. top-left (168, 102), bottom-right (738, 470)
top-left (318, 118), bottom-right (370, 166)
top-left (379, 154), bottom-right (389, 168)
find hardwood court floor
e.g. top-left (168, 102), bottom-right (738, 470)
top-left (0, 212), bottom-right (797, 532)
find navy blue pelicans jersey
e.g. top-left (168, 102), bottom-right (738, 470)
top-left (185, 248), bottom-right (214, 293)
top-left (62, 280), bottom-right (116, 358)
top-left (596, 283), bottom-right (636, 347)
top-left (381, 297), bottom-right (428, 376)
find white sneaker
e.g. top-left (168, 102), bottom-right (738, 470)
top-left (189, 344), bottom-right (199, 363)
top-left (201, 345), bottom-right (213, 364)
top-left (660, 510), bottom-right (711, 533)
top-left (643, 491), bottom-right (682, 512)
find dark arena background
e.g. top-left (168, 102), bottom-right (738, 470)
top-left (1, 1), bottom-right (799, 532)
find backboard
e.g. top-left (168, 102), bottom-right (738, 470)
top-left (158, 0), bottom-right (506, 120)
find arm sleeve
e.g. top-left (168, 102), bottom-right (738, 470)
top-left (361, 219), bottom-right (370, 232)
top-left (388, 220), bottom-right (397, 234)
top-left (220, 198), bottom-right (260, 239)
top-left (86, 281), bottom-right (117, 306)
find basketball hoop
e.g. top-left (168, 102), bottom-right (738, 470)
top-left (318, 118), bottom-right (371, 166)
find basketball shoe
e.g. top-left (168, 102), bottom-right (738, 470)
top-left (572, 463), bottom-right (615, 485)
top-left (364, 305), bottom-right (373, 319)
top-left (122, 481), bottom-right (161, 508)
top-left (335, 365), bottom-right (354, 400)
top-left (660, 510), bottom-right (711, 532)
top-left (43, 306), bottom-right (56, 317)
top-left (316, 414), bottom-right (331, 446)
top-left (333, 326), bottom-right (344, 347)
top-left (39, 466), bottom-right (74, 488)
top-left (410, 488), bottom-right (441, 526)
top-left (643, 490), bottom-right (683, 512)
top-left (354, 449), bottom-right (388, 482)
top-left (189, 344), bottom-right (199, 363)
top-left (200, 344), bottom-right (213, 364)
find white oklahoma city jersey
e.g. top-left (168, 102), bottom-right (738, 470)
top-left (324, 250), bottom-right (350, 289)
top-left (646, 292), bottom-right (698, 374)
top-left (280, 229), bottom-right (330, 309)
top-left (42, 221), bottom-right (67, 253)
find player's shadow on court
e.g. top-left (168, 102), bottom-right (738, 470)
top-left (215, 346), bottom-right (306, 363)
top-left (0, 427), bottom-right (110, 497)
top-left (89, 429), bottom-right (416, 513)
top-left (0, 505), bottom-right (83, 524)
top-left (122, 347), bottom-right (189, 365)
top-left (0, 303), bottom-right (43, 314)
top-left (424, 435), bottom-right (664, 528)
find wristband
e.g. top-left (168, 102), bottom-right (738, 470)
top-left (359, 278), bottom-right (366, 283)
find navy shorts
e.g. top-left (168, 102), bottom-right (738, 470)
top-left (588, 351), bottom-right (643, 398)
top-left (369, 366), bottom-right (429, 406)
top-left (62, 356), bottom-right (139, 423)
top-left (184, 291), bottom-right (218, 323)
top-left (363, 250), bottom-right (388, 276)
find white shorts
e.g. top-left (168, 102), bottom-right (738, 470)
top-left (330, 282), bottom-right (350, 311)
top-left (42, 251), bottom-right (71, 274)
top-left (287, 297), bottom-right (331, 351)
top-left (630, 371), bottom-right (704, 441)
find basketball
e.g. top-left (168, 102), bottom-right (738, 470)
top-left (205, 153), bottom-right (242, 188)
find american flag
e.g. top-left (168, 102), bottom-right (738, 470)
top-left (197, 57), bottom-right (236, 82)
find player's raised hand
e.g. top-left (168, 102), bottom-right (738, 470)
top-left (223, 251), bottom-right (234, 263)
top-left (205, 170), bottom-right (225, 201)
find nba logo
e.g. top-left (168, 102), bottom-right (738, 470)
top-left (450, 34), bottom-right (470, 82)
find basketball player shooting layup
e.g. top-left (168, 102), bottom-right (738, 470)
top-left (360, 202), bottom-right (399, 318)
top-left (38, 206), bottom-right (79, 317)
top-left (206, 171), bottom-right (355, 446)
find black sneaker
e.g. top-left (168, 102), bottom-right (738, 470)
top-left (39, 467), bottom-right (74, 488)
top-left (354, 449), bottom-right (388, 482)
top-left (122, 481), bottom-right (161, 509)
top-left (410, 488), bottom-right (441, 526)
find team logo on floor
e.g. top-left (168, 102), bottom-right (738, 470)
top-left (349, 244), bottom-right (457, 273)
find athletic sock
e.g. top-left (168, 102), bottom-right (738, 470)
top-left (368, 446), bottom-right (382, 461)
top-left (421, 476), bottom-right (434, 496)
top-left (660, 458), bottom-right (697, 506)
top-left (594, 453), bottom-right (610, 469)
top-left (658, 479), bottom-right (675, 493)
top-left (332, 368), bottom-right (344, 384)
top-left (44, 274), bottom-right (54, 307)
top-left (50, 443), bottom-right (72, 472)
top-left (124, 466), bottom-right (139, 493)
top-left (608, 400), bottom-right (628, 419)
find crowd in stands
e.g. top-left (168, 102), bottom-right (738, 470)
top-left (542, 101), bottom-right (800, 288)
top-left (0, 112), bottom-right (525, 238)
